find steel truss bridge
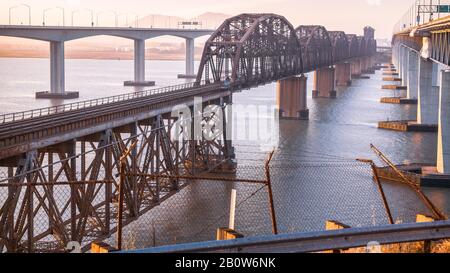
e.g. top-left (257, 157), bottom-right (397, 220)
top-left (0, 13), bottom-right (376, 253)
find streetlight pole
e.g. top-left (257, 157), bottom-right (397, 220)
top-left (72, 9), bottom-right (94, 27)
top-left (109, 10), bottom-right (119, 27)
top-left (43, 8), bottom-right (52, 26)
top-left (56, 7), bottom-right (65, 26)
top-left (128, 13), bottom-right (139, 28)
top-left (9, 4), bottom-right (32, 25)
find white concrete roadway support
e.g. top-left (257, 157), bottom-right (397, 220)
top-left (124, 39), bottom-right (155, 87)
top-left (36, 41), bottom-right (79, 99)
top-left (178, 38), bottom-right (196, 79)
top-left (417, 57), bottom-right (439, 125)
top-left (437, 70), bottom-right (450, 174)
top-left (50, 41), bottom-right (65, 95)
top-left (432, 62), bottom-right (439, 87)
top-left (401, 46), bottom-right (409, 87)
top-left (407, 50), bottom-right (419, 99)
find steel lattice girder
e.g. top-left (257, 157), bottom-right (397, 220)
top-left (431, 31), bottom-right (450, 66)
top-left (195, 13), bottom-right (377, 86)
top-left (195, 13), bottom-right (302, 85)
top-left (328, 31), bottom-right (350, 63)
top-left (296, 25), bottom-right (333, 71)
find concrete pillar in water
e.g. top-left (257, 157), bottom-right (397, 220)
top-left (313, 67), bottom-right (336, 98)
top-left (417, 57), bottom-right (439, 125)
top-left (437, 70), bottom-right (450, 174)
top-left (276, 75), bottom-right (309, 120)
top-left (351, 59), bottom-right (361, 78)
top-left (432, 62), bottom-right (439, 87)
top-left (36, 41), bottom-right (79, 99)
top-left (124, 39), bottom-right (155, 87)
top-left (178, 38), bottom-right (196, 79)
top-left (335, 63), bottom-right (352, 86)
top-left (401, 46), bottom-right (409, 87)
top-left (407, 50), bottom-right (419, 99)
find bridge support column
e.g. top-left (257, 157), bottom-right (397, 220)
top-left (351, 59), bottom-right (361, 78)
top-left (124, 39), bottom-right (155, 87)
top-left (417, 57), bottom-right (439, 125)
top-left (276, 76), bottom-right (309, 120)
top-left (432, 62), bottom-right (439, 87)
top-left (437, 70), bottom-right (450, 174)
top-left (313, 67), bottom-right (336, 98)
top-left (178, 38), bottom-right (196, 79)
top-left (36, 41), bottom-right (79, 99)
top-left (407, 51), bottom-right (419, 99)
top-left (362, 56), bottom-right (375, 74)
top-left (335, 63), bottom-right (352, 86)
top-left (401, 47), bottom-right (409, 87)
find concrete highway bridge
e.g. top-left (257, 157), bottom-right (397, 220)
top-left (0, 13), bottom-right (377, 252)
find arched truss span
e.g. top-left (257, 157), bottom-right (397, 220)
top-left (328, 31), bottom-right (349, 63)
top-left (357, 36), bottom-right (367, 57)
top-left (295, 25), bottom-right (333, 72)
top-left (347, 34), bottom-right (359, 57)
top-left (195, 13), bottom-right (302, 86)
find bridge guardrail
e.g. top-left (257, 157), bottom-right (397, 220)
top-left (0, 81), bottom-right (206, 125)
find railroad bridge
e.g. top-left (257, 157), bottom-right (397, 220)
top-left (0, 13), bottom-right (377, 252)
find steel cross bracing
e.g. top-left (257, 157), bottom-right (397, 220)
top-left (393, 15), bottom-right (450, 67)
top-left (0, 13), bottom-right (377, 253)
top-left (0, 97), bottom-right (235, 252)
top-left (195, 14), bottom-right (376, 87)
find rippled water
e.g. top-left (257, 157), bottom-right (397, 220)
top-left (1, 58), bottom-right (449, 249)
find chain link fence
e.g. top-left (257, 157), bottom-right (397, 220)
top-left (0, 145), bottom-right (447, 253)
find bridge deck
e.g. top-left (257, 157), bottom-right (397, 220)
top-left (0, 82), bottom-right (229, 160)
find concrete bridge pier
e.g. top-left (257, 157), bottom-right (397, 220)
top-left (276, 75), bottom-right (309, 120)
top-left (124, 39), bottom-right (155, 87)
top-left (417, 57), bottom-right (439, 125)
top-left (362, 56), bottom-right (375, 74)
top-left (401, 46), bottom-right (409, 87)
top-left (407, 51), bottom-right (419, 100)
top-left (437, 70), bottom-right (450, 174)
top-left (351, 59), bottom-right (361, 78)
top-left (432, 62), bottom-right (439, 87)
top-left (335, 63), bottom-right (352, 86)
top-left (36, 41), bottom-right (79, 99)
top-left (178, 38), bottom-right (196, 79)
top-left (313, 67), bottom-right (336, 98)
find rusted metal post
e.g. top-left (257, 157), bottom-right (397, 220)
top-left (117, 159), bottom-right (125, 251)
top-left (265, 151), bottom-right (278, 235)
top-left (357, 158), bottom-right (394, 225)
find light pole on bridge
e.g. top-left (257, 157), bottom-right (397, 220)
top-left (71, 8), bottom-right (94, 27)
top-left (9, 4), bottom-right (31, 26)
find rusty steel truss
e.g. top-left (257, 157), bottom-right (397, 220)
top-left (0, 13), bottom-right (378, 253)
top-left (195, 14), bottom-right (377, 86)
top-left (195, 14), bottom-right (302, 87)
top-left (0, 97), bottom-right (237, 253)
top-left (329, 31), bottom-right (350, 63)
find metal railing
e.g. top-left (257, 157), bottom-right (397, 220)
top-left (0, 81), bottom-right (206, 125)
top-left (394, 0), bottom-right (450, 34)
top-left (122, 220), bottom-right (450, 253)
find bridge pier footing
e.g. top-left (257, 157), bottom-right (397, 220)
top-left (124, 39), bottom-right (155, 87)
top-left (417, 57), bottom-right (439, 125)
top-left (277, 76), bottom-right (309, 120)
top-left (407, 51), bottom-right (419, 100)
top-left (36, 41), bottom-right (79, 99)
top-left (401, 46), bottom-right (409, 88)
top-left (178, 38), bottom-right (196, 79)
top-left (335, 63), bottom-right (352, 86)
top-left (437, 70), bottom-right (450, 174)
top-left (351, 59), bottom-right (361, 78)
top-left (313, 67), bottom-right (336, 98)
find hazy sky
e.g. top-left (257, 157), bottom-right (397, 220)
top-left (0, 0), bottom-right (416, 39)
